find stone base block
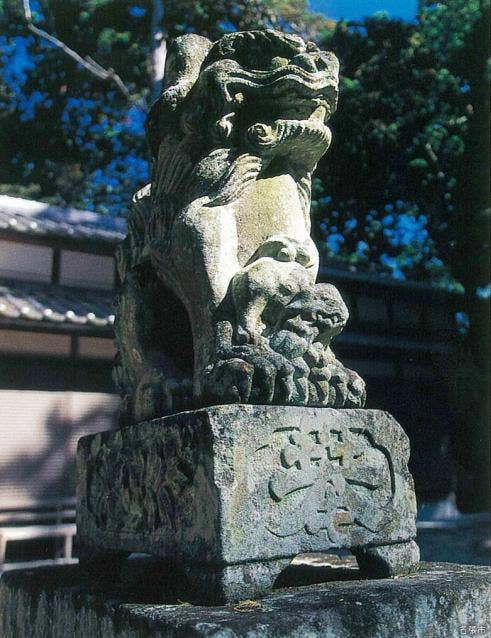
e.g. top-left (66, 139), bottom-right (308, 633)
top-left (77, 405), bottom-right (419, 603)
top-left (1, 561), bottom-right (490, 637)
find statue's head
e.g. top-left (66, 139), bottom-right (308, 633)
top-left (147, 30), bottom-right (339, 159)
top-left (274, 283), bottom-right (349, 346)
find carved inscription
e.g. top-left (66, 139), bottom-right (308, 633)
top-left (266, 424), bottom-right (394, 541)
top-left (77, 406), bottom-right (418, 571)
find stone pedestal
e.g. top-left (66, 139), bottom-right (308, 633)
top-left (1, 561), bottom-right (490, 637)
top-left (77, 405), bottom-right (419, 604)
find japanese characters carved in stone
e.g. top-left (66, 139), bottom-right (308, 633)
top-left (113, 30), bottom-right (366, 423)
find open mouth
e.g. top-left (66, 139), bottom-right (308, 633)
top-left (280, 311), bottom-right (343, 336)
top-left (258, 95), bottom-right (329, 122)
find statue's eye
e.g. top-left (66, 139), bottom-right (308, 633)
top-left (271, 56), bottom-right (289, 69)
top-left (278, 247), bottom-right (293, 261)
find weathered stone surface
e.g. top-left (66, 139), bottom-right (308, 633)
top-left (77, 405), bottom-right (418, 602)
top-left (112, 29), bottom-right (365, 423)
top-left (1, 561), bottom-right (489, 637)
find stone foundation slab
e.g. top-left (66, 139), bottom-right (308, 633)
top-left (1, 560), bottom-right (489, 637)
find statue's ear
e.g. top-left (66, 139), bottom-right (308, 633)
top-left (146, 34), bottom-right (213, 156)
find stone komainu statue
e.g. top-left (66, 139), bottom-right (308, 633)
top-left (113, 30), bottom-right (366, 423)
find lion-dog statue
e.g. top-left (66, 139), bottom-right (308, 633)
top-left (113, 30), bottom-right (366, 423)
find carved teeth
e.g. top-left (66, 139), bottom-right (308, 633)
top-left (310, 104), bottom-right (327, 121)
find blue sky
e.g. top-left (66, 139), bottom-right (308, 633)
top-left (310, 0), bottom-right (418, 21)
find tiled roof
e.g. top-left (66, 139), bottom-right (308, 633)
top-left (0, 280), bottom-right (114, 332)
top-left (0, 196), bottom-right (126, 245)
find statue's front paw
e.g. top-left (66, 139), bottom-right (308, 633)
top-left (203, 357), bottom-right (255, 404)
top-left (329, 365), bottom-right (366, 408)
top-left (133, 372), bottom-right (193, 421)
top-left (202, 345), bottom-right (295, 405)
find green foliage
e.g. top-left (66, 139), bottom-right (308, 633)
top-left (0, 0), bottom-right (323, 215)
top-left (0, 0), bottom-right (488, 290)
top-left (158, 0), bottom-right (324, 40)
top-left (311, 2), bottom-right (489, 288)
top-left (418, 0), bottom-right (484, 63)
top-left (0, 0), bottom-right (152, 213)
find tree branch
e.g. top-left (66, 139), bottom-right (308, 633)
top-left (150, 0), bottom-right (167, 101)
top-left (22, 0), bottom-right (135, 102)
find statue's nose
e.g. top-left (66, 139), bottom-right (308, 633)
top-left (291, 53), bottom-right (321, 74)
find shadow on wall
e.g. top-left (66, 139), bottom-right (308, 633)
top-left (0, 391), bottom-right (119, 510)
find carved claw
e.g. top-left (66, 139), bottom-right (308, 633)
top-left (204, 357), bottom-right (254, 404)
top-left (327, 365), bottom-right (366, 408)
top-left (133, 372), bottom-right (193, 422)
top-left (345, 370), bottom-right (366, 407)
top-left (235, 324), bottom-right (266, 346)
top-left (203, 345), bottom-right (295, 405)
